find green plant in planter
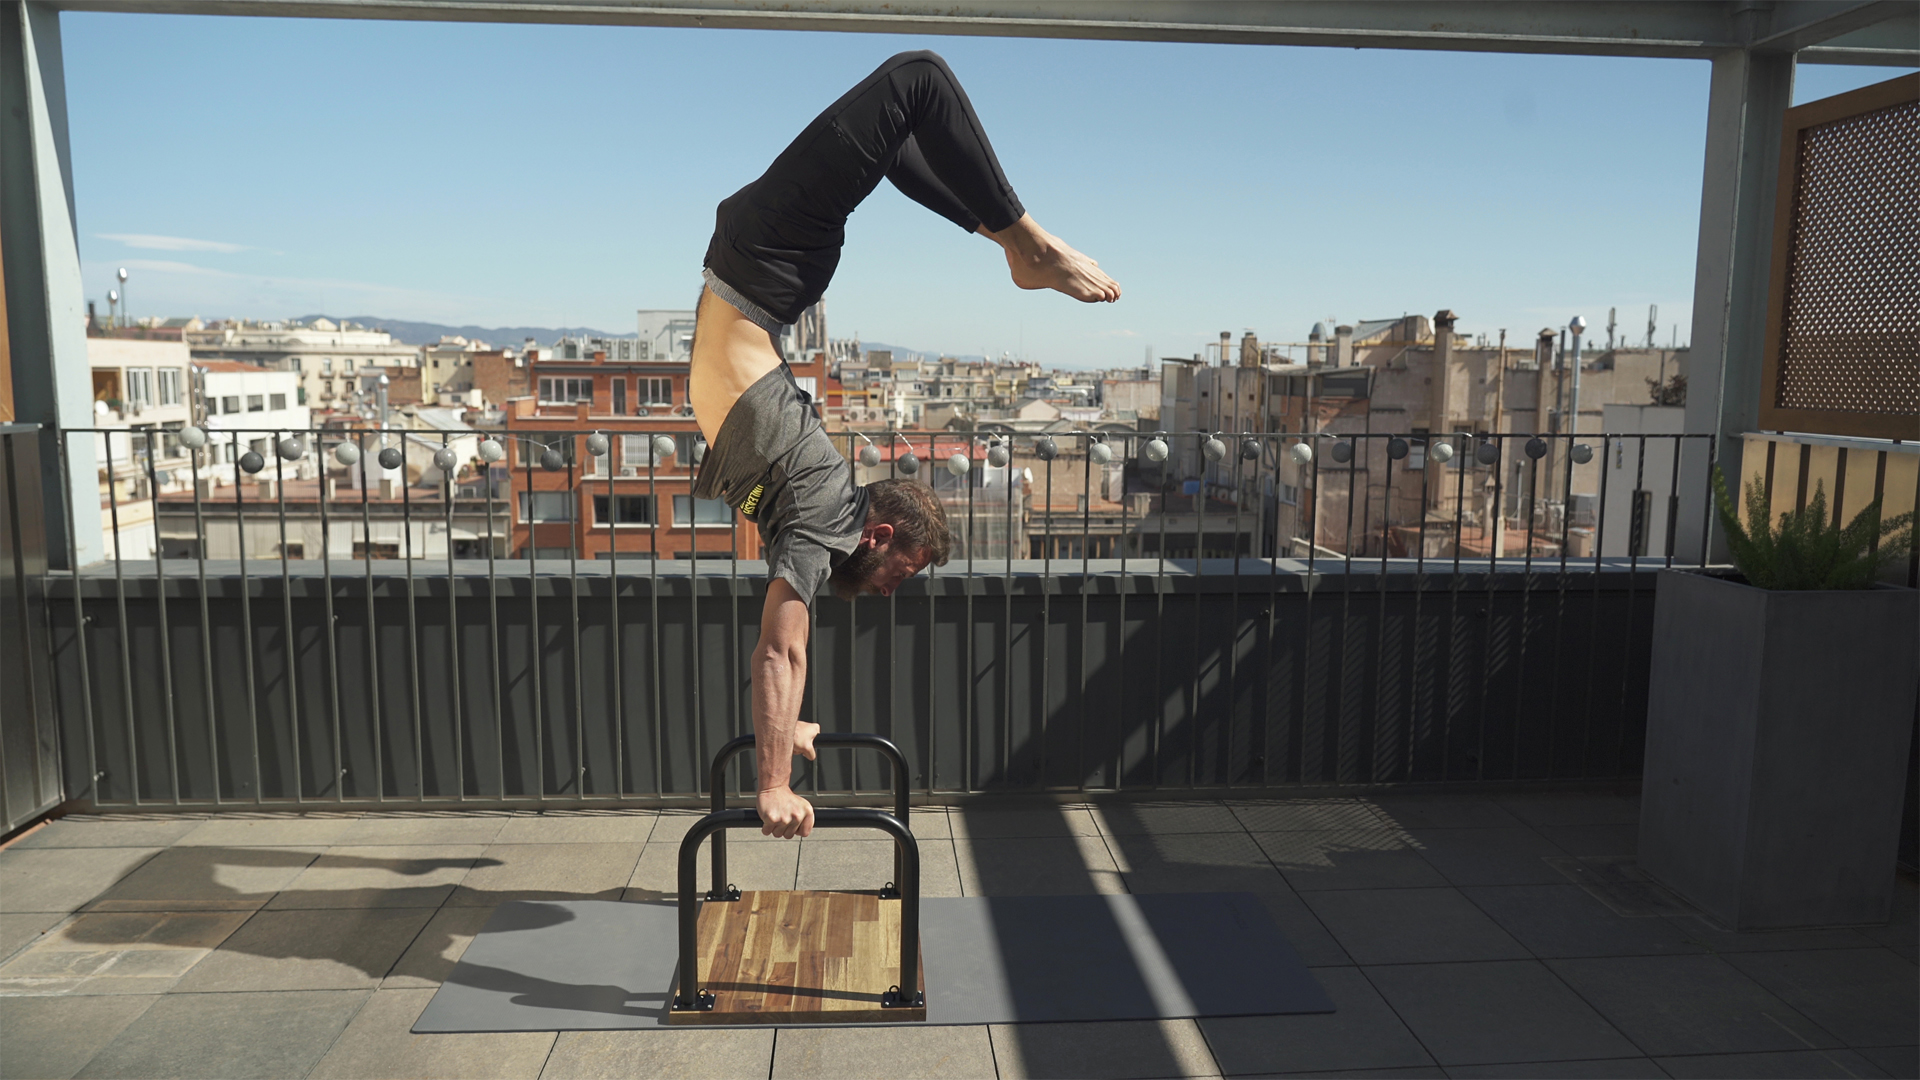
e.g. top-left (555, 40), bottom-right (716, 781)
top-left (1713, 466), bottom-right (1914, 590)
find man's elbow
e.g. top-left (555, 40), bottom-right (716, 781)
top-left (753, 636), bottom-right (807, 675)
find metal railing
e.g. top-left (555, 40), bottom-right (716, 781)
top-left (21, 425), bottom-right (1738, 813)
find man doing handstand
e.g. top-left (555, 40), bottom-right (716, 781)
top-left (688, 51), bottom-right (1121, 840)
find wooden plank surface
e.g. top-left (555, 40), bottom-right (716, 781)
top-left (668, 889), bottom-right (925, 1024)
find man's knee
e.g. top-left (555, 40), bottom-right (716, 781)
top-left (884, 49), bottom-right (951, 79)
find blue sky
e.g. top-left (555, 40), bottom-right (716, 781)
top-left (62, 12), bottom-right (1908, 367)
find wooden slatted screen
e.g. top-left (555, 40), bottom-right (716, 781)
top-left (1757, 74), bottom-right (1919, 440)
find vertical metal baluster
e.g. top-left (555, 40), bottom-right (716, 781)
top-left (1303, 436), bottom-right (1321, 783)
top-left (1115, 436), bottom-right (1130, 791)
top-left (1698, 435), bottom-right (1718, 567)
top-left (1190, 434), bottom-right (1204, 791)
top-left (1665, 434), bottom-right (1683, 567)
top-left (1580, 435), bottom-right (1614, 777)
top-left (1515, 445), bottom-right (1539, 780)
top-left (58, 433), bottom-right (100, 806)
top-left (445, 433), bottom-right (463, 801)
top-left (143, 428), bottom-right (180, 802)
top-left (727, 444), bottom-right (740, 804)
top-left (400, 432), bottom-right (422, 802)
top-left (231, 432), bottom-right (261, 804)
top-left (318, 431), bottom-right (342, 801)
top-left (926, 434), bottom-right (937, 797)
top-left (1372, 436), bottom-right (1394, 781)
top-left (648, 445), bottom-right (662, 797)
top-left (486, 440), bottom-right (503, 800)
top-left (272, 435), bottom-right (304, 803)
top-left (1404, 432), bottom-right (1427, 783)
top-left (359, 432), bottom-right (382, 802)
top-left (527, 438), bottom-right (542, 800)
top-left (1442, 434), bottom-right (1468, 782)
top-left (1153, 437), bottom-right (1169, 789)
top-left (1002, 437), bottom-right (1013, 789)
top-left (1039, 449), bottom-right (1051, 792)
top-left (103, 432), bottom-right (138, 805)
top-left (1475, 438), bottom-right (1501, 783)
top-left (1615, 434), bottom-right (1650, 774)
top-left (1226, 437), bottom-right (1247, 789)
top-left (1339, 436), bottom-right (1358, 783)
top-left (966, 437), bottom-right (976, 792)
top-left (569, 449), bottom-right (584, 798)
top-left (1264, 434), bottom-right (1280, 787)
top-left (611, 438), bottom-right (626, 800)
top-left (1078, 435), bottom-right (1092, 791)
top-left (1544, 435), bottom-right (1577, 779)
top-left (186, 436), bottom-right (218, 803)
top-left (689, 438), bottom-right (703, 798)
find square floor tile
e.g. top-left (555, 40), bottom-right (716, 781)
top-left (1362, 796), bottom-right (1523, 831)
top-left (1539, 824), bottom-right (1639, 858)
top-left (72, 989), bottom-right (366, 1079)
top-left (338, 813), bottom-right (511, 846)
top-left (308, 987), bottom-right (555, 1079)
top-left (0, 993), bottom-right (158, 1080)
top-left (1654, 1048), bottom-right (1894, 1079)
top-left (493, 811), bottom-right (656, 844)
top-left (1407, 828), bottom-right (1568, 887)
top-left (0, 911), bottom-right (66, 963)
top-left (1110, 830), bottom-right (1290, 893)
top-left (1547, 954), bottom-right (1839, 1056)
top-left (800, 809), bottom-right (954, 842)
top-left (1721, 947), bottom-right (1920, 1048)
top-left (991, 1019), bottom-right (1217, 1079)
top-left (0, 848), bottom-right (160, 913)
top-left (1092, 802), bottom-right (1245, 836)
top-left (949, 806), bottom-right (1101, 839)
top-left (382, 905), bottom-right (494, 988)
top-left (1367, 960), bottom-right (1640, 1066)
top-left (1199, 967), bottom-right (1434, 1076)
top-left (1442, 1058), bottom-right (1669, 1078)
top-left (1659, 916), bottom-right (1879, 955)
top-left (542, 1029), bottom-right (774, 1079)
top-left (171, 907), bottom-right (433, 991)
top-left (1230, 800), bottom-right (1391, 833)
top-left (0, 911), bottom-right (250, 995)
top-left (1254, 888), bottom-right (1352, 967)
top-left (11, 818), bottom-right (204, 849)
top-left (955, 835), bottom-right (1125, 896)
top-left (1257, 831), bottom-right (1449, 892)
top-left (174, 815), bottom-right (362, 847)
top-left (1492, 795), bottom-right (1639, 829)
top-left (1856, 1044), bottom-right (1918, 1078)
top-left (795, 838), bottom-right (962, 897)
top-left (1461, 884), bottom-right (1709, 958)
top-left (450, 843), bottom-right (645, 905)
top-left (772, 1023), bottom-right (996, 1079)
top-left (267, 845), bottom-right (486, 908)
top-left (628, 838), bottom-right (797, 899)
top-left (84, 846), bottom-right (320, 911)
top-left (1303, 889), bottom-right (1530, 965)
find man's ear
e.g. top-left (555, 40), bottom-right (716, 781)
top-left (866, 521), bottom-right (894, 547)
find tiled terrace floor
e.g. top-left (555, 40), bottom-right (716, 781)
top-left (0, 792), bottom-right (1913, 1079)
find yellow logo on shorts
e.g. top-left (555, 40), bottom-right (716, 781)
top-left (739, 483), bottom-right (765, 517)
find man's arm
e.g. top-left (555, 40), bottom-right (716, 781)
top-left (753, 577), bottom-right (819, 838)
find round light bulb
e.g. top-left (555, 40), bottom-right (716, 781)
top-left (1570, 443), bottom-right (1594, 465)
top-left (477, 438), bottom-right (505, 463)
top-left (1090, 441), bottom-right (1114, 465)
top-left (178, 425), bottom-right (207, 450)
top-left (947, 453), bottom-right (970, 476)
top-left (1143, 438), bottom-right (1168, 463)
top-left (585, 433), bottom-right (609, 457)
top-left (433, 447), bottom-right (458, 471)
top-left (1431, 442), bottom-right (1455, 464)
top-left (378, 447), bottom-right (404, 471)
top-left (276, 437), bottom-right (305, 461)
top-left (334, 442), bottom-right (361, 466)
top-left (1202, 437), bottom-right (1227, 463)
top-left (1289, 443), bottom-right (1313, 465)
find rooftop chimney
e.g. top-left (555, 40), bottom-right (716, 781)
top-left (1334, 325), bottom-right (1353, 368)
top-left (1219, 331), bottom-right (1232, 367)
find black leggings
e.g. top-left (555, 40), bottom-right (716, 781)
top-left (703, 51), bottom-right (1026, 326)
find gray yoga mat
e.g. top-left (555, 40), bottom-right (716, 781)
top-left (413, 892), bottom-right (1333, 1032)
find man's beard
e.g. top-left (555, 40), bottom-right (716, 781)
top-left (829, 544), bottom-right (885, 600)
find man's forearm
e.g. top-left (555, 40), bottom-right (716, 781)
top-left (753, 644), bottom-right (806, 791)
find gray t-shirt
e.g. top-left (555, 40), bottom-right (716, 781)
top-left (693, 364), bottom-right (867, 604)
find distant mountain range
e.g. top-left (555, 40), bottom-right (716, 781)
top-left (299, 315), bottom-right (981, 363)
top-left (299, 315), bottom-right (634, 347)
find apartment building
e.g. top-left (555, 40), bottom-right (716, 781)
top-left (185, 317), bottom-right (419, 413)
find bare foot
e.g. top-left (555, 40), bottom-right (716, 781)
top-left (984, 215), bottom-right (1121, 303)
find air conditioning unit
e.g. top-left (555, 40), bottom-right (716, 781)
top-left (620, 466), bottom-right (638, 477)
top-left (635, 407), bottom-right (650, 417)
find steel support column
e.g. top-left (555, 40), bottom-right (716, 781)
top-left (1676, 45), bottom-right (1795, 562)
top-left (1, 1), bottom-right (97, 568)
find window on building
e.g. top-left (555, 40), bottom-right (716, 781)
top-left (538, 377), bottom-right (591, 404)
top-left (157, 368), bottom-right (183, 406)
top-left (343, 358), bottom-right (355, 372)
top-left (291, 358), bottom-right (303, 373)
top-left (247, 394), bottom-right (265, 412)
top-left (518, 491), bottom-right (574, 522)
top-left (270, 393), bottom-right (287, 410)
top-left (672, 495), bottom-right (732, 526)
top-left (592, 494), bottom-right (656, 525)
top-left (322, 358), bottom-right (333, 373)
top-left (676, 435), bottom-right (707, 466)
top-left (640, 377), bottom-right (673, 405)
top-left (222, 396), bottom-right (240, 415)
top-left (611, 379), bottom-right (626, 416)
top-left (125, 368), bottom-right (154, 407)
top-left (619, 434), bottom-right (665, 470)
top-left (515, 436), bottom-right (575, 469)
top-left (794, 376), bottom-right (818, 399)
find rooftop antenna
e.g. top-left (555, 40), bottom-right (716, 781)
top-left (1646, 304), bottom-right (1658, 349)
top-left (1606, 307), bottom-right (1617, 351)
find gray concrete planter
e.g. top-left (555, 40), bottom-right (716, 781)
top-left (1639, 569), bottom-right (1918, 929)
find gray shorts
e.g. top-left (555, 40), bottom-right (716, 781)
top-left (702, 267), bottom-right (788, 341)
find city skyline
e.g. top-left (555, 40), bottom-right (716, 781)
top-left (64, 12), bottom-right (1905, 367)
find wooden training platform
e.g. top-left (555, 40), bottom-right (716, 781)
top-left (670, 889), bottom-right (926, 1025)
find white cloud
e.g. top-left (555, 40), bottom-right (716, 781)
top-left (98, 233), bottom-right (248, 254)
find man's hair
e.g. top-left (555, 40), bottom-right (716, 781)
top-left (865, 478), bottom-right (951, 566)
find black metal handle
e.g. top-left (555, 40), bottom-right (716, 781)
top-left (704, 732), bottom-right (912, 900)
top-left (672, 807), bottom-right (922, 1013)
